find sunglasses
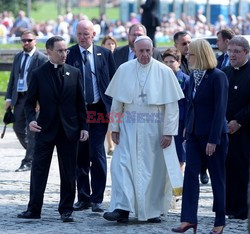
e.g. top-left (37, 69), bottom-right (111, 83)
top-left (177, 42), bottom-right (191, 46)
top-left (21, 39), bottom-right (34, 43)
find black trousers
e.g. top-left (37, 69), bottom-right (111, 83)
top-left (13, 94), bottom-right (35, 166)
top-left (28, 127), bottom-right (78, 215)
top-left (181, 133), bottom-right (228, 226)
top-left (76, 100), bottom-right (108, 204)
top-left (226, 129), bottom-right (250, 219)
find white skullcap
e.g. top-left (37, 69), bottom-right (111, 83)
top-left (134, 35), bottom-right (152, 44)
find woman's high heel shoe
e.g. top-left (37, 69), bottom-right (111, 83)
top-left (209, 226), bottom-right (225, 234)
top-left (171, 223), bottom-right (197, 233)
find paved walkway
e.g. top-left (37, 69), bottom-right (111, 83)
top-left (0, 127), bottom-right (248, 234)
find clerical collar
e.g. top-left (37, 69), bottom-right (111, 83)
top-left (233, 60), bottom-right (248, 70)
top-left (49, 61), bottom-right (62, 68)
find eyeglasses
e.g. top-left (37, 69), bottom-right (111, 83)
top-left (21, 39), bottom-right (34, 43)
top-left (227, 49), bottom-right (245, 54)
top-left (54, 49), bottom-right (70, 55)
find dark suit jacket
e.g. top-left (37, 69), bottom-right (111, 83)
top-left (66, 44), bottom-right (116, 113)
top-left (186, 68), bottom-right (228, 144)
top-left (25, 62), bottom-right (87, 142)
top-left (217, 53), bottom-right (225, 69)
top-left (5, 49), bottom-right (48, 106)
top-left (113, 45), bottom-right (162, 68)
top-left (141, 0), bottom-right (160, 28)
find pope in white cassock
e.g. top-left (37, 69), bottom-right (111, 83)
top-left (103, 36), bottom-right (184, 223)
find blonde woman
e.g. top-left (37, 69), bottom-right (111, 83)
top-left (172, 39), bottom-right (228, 234)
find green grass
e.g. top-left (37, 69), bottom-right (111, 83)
top-left (31, 2), bottom-right (120, 22)
top-left (0, 72), bottom-right (9, 123)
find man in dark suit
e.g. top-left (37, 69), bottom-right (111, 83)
top-left (114, 23), bottom-right (162, 68)
top-left (5, 30), bottom-right (47, 172)
top-left (17, 36), bottom-right (88, 222)
top-left (141, 0), bottom-right (160, 47)
top-left (66, 19), bottom-right (116, 213)
top-left (216, 28), bottom-right (235, 69)
top-left (173, 31), bottom-right (192, 76)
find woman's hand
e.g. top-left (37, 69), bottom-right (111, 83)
top-left (206, 143), bottom-right (216, 156)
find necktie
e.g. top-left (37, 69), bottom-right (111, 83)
top-left (221, 53), bottom-right (229, 68)
top-left (20, 53), bottom-right (29, 78)
top-left (83, 50), bottom-right (94, 104)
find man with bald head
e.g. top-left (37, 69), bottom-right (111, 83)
top-left (114, 23), bottom-right (162, 68)
top-left (66, 19), bottom-right (116, 213)
top-left (103, 36), bottom-right (184, 223)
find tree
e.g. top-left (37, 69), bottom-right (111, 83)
top-left (0, 0), bottom-right (38, 17)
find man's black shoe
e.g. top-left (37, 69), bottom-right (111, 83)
top-left (15, 164), bottom-right (31, 172)
top-left (147, 217), bottom-right (161, 223)
top-left (92, 203), bottom-right (104, 212)
top-left (61, 212), bottom-right (74, 222)
top-left (73, 200), bottom-right (91, 211)
top-left (103, 209), bottom-right (129, 223)
top-left (200, 172), bottom-right (209, 184)
top-left (17, 210), bottom-right (40, 219)
top-left (228, 214), bottom-right (247, 220)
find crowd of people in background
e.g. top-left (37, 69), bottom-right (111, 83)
top-left (1, 8), bottom-right (250, 45)
top-left (2, 1), bottom-right (250, 232)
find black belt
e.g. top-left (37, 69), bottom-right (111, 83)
top-left (18, 92), bottom-right (27, 96)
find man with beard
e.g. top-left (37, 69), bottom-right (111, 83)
top-left (114, 23), bottom-right (162, 68)
top-left (5, 30), bottom-right (47, 172)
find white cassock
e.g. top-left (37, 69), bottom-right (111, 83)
top-left (105, 58), bottom-right (184, 221)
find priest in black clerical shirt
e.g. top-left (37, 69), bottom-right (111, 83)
top-left (17, 36), bottom-right (88, 223)
top-left (222, 36), bottom-right (250, 221)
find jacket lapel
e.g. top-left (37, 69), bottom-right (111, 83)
top-left (44, 62), bottom-right (60, 99)
top-left (15, 53), bottom-right (23, 78)
top-left (61, 65), bottom-right (71, 94)
top-left (194, 71), bottom-right (209, 98)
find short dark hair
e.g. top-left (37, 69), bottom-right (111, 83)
top-left (45, 36), bottom-right (64, 50)
top-left (217, 28), bottom-right (235, 40)
top-left (162, 47), bottom-right (181, 61)
top-left (173, 31), bottom-right (191, 42)
top-left (21, 30), bottom-right (36, 37)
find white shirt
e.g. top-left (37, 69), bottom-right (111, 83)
top-left (79, 44), bottom-right (100, 104)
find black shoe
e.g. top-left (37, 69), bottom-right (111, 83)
top-left (61, 212), bottom-right (74, 222)
top-left (200, 172), bottom-right (209, 184)
top-left (92, 203), bottom-right (104, 212)
top-left (73, 200), bottom-right (91, 211)
top-left (103, 209), bottom-right (129, 223)
top-left (17, 210), bottom-right (40, 219)
top-left (147, 217), bottom-right (161, 223)
top-left (15, 164), bottom-right (31, 172)
top-left (228, 214), bottom-right (247, 220)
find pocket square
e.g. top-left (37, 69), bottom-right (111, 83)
top-left (97, 53), bottom-right (102, 56)
top-left (66, 72), bottom-right (70, 76)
